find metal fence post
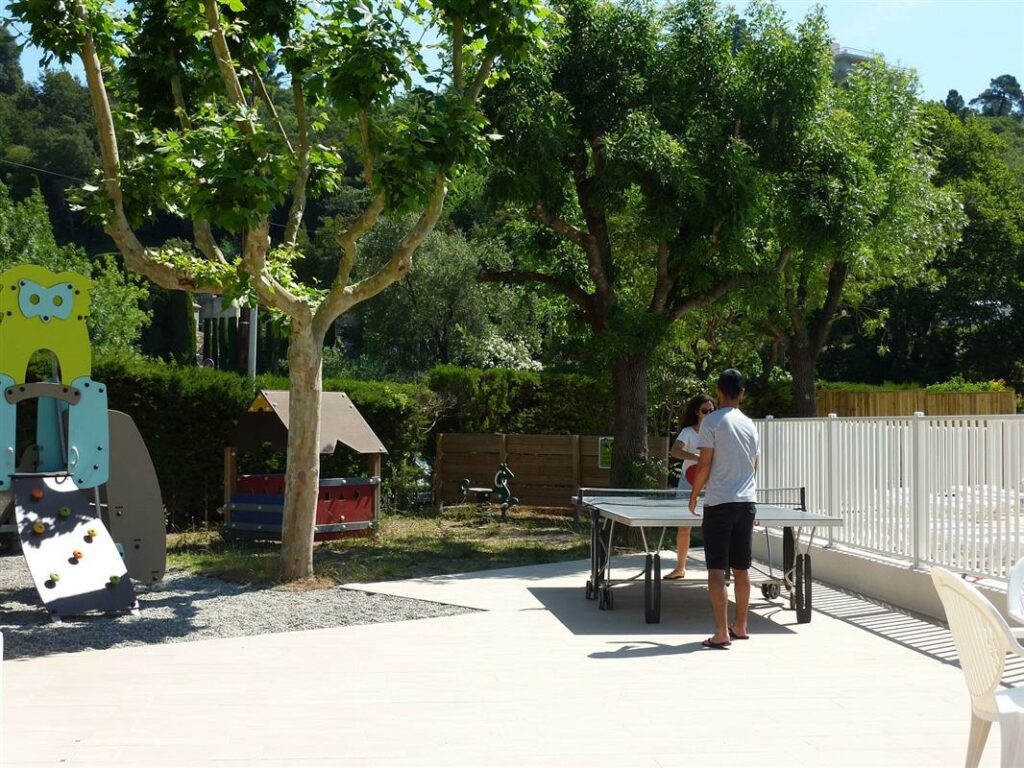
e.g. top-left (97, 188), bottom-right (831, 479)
top-left (911, 411), bottom-right (927, 568)
top-left (827, 413), bottom-right (838, 547)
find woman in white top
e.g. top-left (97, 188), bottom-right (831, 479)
top-left (665, 394), bottom-right (715, 579)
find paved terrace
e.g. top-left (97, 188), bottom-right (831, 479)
top-left (3, 554), bottom-right (1020, 767)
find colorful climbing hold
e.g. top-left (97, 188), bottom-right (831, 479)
top-left (58, 506), bottom-right (71, 518)
top-left (72, 549), bottom-right (83, 560)
top-left (30, 488), bottom-right (44, 501)
top-left (108, 575), bottom-right (120, 586)
top-left (32, 521), bottom-right (46, 535)
top-left (48, 572), bottom-right (60, 584)
top-left (86, 528), bottom-right (97, 538)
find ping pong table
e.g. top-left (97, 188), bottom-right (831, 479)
top-left (575, 487), bottom-right (843, 624)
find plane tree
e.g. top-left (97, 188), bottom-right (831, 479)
top-left (8, 0), bottom-right (544, 579)
top-left (479, 0), bottom-right (836, 481)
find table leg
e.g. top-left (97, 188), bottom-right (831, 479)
top-left (586, 508), bottom-right (599, 600)
top-left (644, 554), bottom-right (654, 623)
top-left (650, 552), bottom-right (661, 624)
top-left (783, 526), bottom-right (795, 610)
top-left (795, 553), bottom-right (813, 623)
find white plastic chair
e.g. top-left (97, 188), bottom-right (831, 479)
top-left (1007, 557), bottom-right (1024, 639)
top-left (931, 566), bottom-right (1024, 767)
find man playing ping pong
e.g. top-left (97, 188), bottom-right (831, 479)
top-left (688, 368), bottom-right (760, 649)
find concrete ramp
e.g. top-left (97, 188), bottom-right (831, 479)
top-left (13, 475), bottom-right (136, 617)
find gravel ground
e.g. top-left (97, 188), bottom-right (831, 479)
top-left (0, 554), bottom-right (474, 660)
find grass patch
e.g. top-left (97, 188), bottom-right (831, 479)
top-left (167, 505), bottom-right (591, 587)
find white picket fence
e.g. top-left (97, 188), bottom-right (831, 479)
top-left (755, 413), bottom-right (1024, 581)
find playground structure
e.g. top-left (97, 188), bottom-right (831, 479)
top-left (458, 462), bottom-right (519, 519)
top-left (0, 264), bottom-right (165, 617)
top-left (223, 390), bottom-right (386, 541)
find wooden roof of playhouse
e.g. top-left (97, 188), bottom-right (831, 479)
top-left (231, 390), bottom-right (387, 455)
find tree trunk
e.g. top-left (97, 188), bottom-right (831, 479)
top-left (789, 343), bottom-right (819, 418)
top-left (611, 354), bottom-right (651, 487)
top-left (280, 319), bottom-right (323, 581)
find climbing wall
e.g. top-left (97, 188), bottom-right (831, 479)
top-left (13, 475), bottom-right (136, 616)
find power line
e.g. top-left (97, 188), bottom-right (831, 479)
top-left (1, 158), bottom-right (88, 183)
top-left (0, 158), bottom-right (289, 230)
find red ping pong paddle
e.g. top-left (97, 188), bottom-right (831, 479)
top-left (685, 465), bottom-right (697, 485)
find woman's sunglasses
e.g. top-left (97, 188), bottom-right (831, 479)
top-left (699, 406), bottom-right (715, 415)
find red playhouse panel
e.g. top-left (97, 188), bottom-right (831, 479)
top-left (233, 475), bottom-right (375, 541)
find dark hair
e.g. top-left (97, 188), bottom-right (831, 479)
top-left (681, 394), bottom-right (715, 430)
top-left (717, 368), bottom-right (745, 399)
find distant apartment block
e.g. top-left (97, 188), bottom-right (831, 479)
top-left (831, 44), bottom-right (874, 83)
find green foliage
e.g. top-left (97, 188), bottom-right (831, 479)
top-left (815, 379), bottom-right (1007, 393)
top-left (816, 380), bottom-right (921, 392)
top-left (924, 377), bottom-right (1009, 393)
top-left (426, 364), bottom-right (614, 435)
top-left (308, 213), bottom-right (544, 376)
top-left (820, 106), bottom-right (1024, 390)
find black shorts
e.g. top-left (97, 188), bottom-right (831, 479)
top-left (701, 502), bottom-right (756, 571)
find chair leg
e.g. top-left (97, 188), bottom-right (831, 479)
top-left (998, 711), bottom-right (1024, 768)
top-left (967, 713), bottom-right (991, 768)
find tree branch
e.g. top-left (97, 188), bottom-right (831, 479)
top-left (468, 53), bottom-right (497, 102)
top-left (314, 175), bottom-right (448, 337)
top-left (530, 199), bottom-right (587, 248)
top-left (283, 75), bottom-right (310, 248)
top-left (358, 109), bottom-right (374, 186)
top-left (477, 268), bottom-right (598, 326)
top-left (203, 0), bottom-right (249, 117)
top-left (252, 65), bottom-right (295, 157)
top-left (669, 273), bottom-right (752, 322)
top-left (241, 220), bottom-right (308, 319)
top-left (333, 192), bottom-right (386, 294)
top-left (570, 149), bottom-right (614, 303)
top-left (812, 259), bottom-right (850, 353)
top-left (650, 240), bottom-right (671, 312)
top-left (452, 16), bottom-right (464, 94)
top-left (169, 50), bottom-right (227, 265)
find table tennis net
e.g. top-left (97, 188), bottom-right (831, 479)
top-left (578, 486), bottom-right (806, 510)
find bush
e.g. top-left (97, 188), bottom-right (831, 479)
top-left (95, 354), bottom-right (255, 528)
top-left (924, 377), bottom-right (1009, 393)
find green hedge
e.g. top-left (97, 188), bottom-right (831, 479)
top-left (89, 356), bottom-right (434, 528)
top-left (95, 356), bottom-right (255, 528)
top-left (817, 378), bottom-right (1010, 393)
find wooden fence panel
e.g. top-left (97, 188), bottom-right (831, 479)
top-left (817, 390), bottom-right (1016, 417)
top-left (435, 433), bottom-right (669, 507)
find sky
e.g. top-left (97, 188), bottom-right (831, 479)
top-left (2, 0), bottom-right (1023, 104)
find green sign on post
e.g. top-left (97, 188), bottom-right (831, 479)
top-left (598, 437), bottom-right (613, 469)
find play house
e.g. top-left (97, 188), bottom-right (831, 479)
top-left (223, 390), bottom-right (386, 541)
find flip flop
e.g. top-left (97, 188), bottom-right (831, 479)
top-left (728, 627), bottom-right (749, 640)
top-left (663, 572), bottom-right (685, 580)
top-left (702, 638), bottom-right (731, 650)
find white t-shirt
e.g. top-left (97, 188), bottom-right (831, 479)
top-left (674, 425), bottom-right (700, 489)
top-left (696, 406), bottom-right (759, 506)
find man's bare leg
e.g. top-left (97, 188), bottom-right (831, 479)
top-left (731, 568), bottom-right (750, 637)
top-left (707, 568), bottom-right (730, 644)
top-left (665, 528), bottom-right (691, 579)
